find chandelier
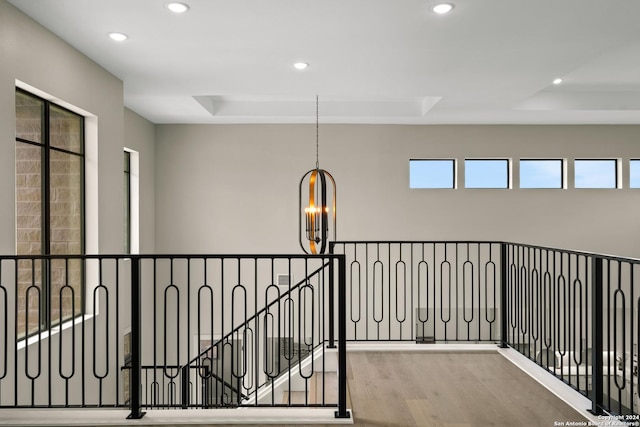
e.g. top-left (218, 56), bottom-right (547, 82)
top-left (299, 96), bottom-right (336, 254)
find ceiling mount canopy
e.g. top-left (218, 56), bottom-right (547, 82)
top-left (299, 96), bottom-right (336, 255)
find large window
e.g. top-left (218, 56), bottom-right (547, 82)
top-left (15, 88), bottom-right (85, 338)
top-left (520, 159), bottom-right (563, 189)
top-left (409, 159), bottom-right (455, 188)
top-left (574, 159), bottom-right (617, 189)
top-left (464, 159), bottom-right (510, 189)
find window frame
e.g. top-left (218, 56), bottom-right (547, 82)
top-left (574, 158), bottom-right (619, 189)
top-left (15, 87), bottom-right (86, 338)
top-left (409, 159), bottom-right (456, 189)
top-left (464, 158), bottom-right (511, 189)
top-left (519, 158), bottom-right (565, 189)
top-left (124, 150), bottom-right (131, 254)
top-left (629, 159), bottom-right (640, 188)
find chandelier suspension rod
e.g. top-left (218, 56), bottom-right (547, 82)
top-left (315, 94), bottom-right (319, 169)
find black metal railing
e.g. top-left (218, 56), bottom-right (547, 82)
top-left (503, 243), bottom-right (640, 416)
top-left (123, 364), bottom-right (248, 409)
top-left (179, 262), bottom-right (330, 408)
top-left (330, 241), bottom-right (502, 343)
top-left (331, 240), bottom-right (640, 417)
top-left (0, 254), bottom-right (348, 419)
top-left (2, 242), bottom-right (640, 418)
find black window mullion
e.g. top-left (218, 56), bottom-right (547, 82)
top-left (42, 100), bottom-right (51, 331)
top-left (47, 145), bottom-right (83, 157)
top-left (80, 129), bottom-right (86, 315)
top-left (15, 137), bottom-right (43, 147)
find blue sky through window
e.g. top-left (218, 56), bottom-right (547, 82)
top-left (574, 160), bottom-right (617, 188)
top-left (520, 160), bottom-right (562, 188)
top-left (409, 159), bottom-right (454, 188)
top-left (464, 159), bottom-right (509, 188)
top-left (630, 160), bottom-right (640, 188)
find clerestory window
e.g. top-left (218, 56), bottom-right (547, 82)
top-left (464, 159), bottom-right (510, 189)
top-left (409, 159), bottom-right (456, 189)
top-left (574, 159), bottom-right (618, 189)
top-left (519, 159), bottom-right (564, 189)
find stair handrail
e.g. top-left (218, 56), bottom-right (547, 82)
top-left (183, 261), bottom-right (332, 369)
top-left (119, 363), bottom-right (249, 401)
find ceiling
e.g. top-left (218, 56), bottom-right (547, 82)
top-left (8, 0), bottom-right (640, 124)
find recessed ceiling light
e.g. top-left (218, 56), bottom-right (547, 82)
top-left (553, 78), bottom-right (563, 85)
top-left (167, 2), bottom-right (189, 13)
top-left (108, 32), bottom-right (128, 42)
top-left (432, 3), bottom-right (454, 14)
top-left (294, 62), bottom-right (309, 70)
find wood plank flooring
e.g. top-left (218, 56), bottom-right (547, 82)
top-left (344, 351), bottom-right (588, 427)
top-left (92, 351), bottom-right (591, 427)
top-left (207, 351), bottom-right (587, 427)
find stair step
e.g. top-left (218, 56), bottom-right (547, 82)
top-left (282, 371), bottom-right (352, 407)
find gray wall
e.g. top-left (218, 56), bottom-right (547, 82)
top-left (3, 0), bottom-right (639, 260)
top-left (155, 124), bottom-right (640, 257)
top-left (1, 0), bottom-right (118, 254)
top-left (0, 0), bottom-right (156, 406)
top-left (124, 108), bottom-right (157, 253)
top-left (0, 1), bottom-right (157, 253)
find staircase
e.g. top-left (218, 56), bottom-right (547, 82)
top-left (249, 344), bottom-right (350, 408)
top-left (282, 368), bottom-right (349, 407)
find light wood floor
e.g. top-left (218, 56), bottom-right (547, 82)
top-left (150, 351), bottom-right (589, 427)
top-left (102, 351), bottom-right (589, 427)
top-left (343, 351), bottom-right (588, 427)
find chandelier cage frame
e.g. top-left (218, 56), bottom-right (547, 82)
top-left (298, 96), bottom-right (337, 255)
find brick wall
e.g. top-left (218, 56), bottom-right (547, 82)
top-left (15, 92), bottom-right (84, 337)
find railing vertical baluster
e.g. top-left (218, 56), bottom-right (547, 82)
top-left (499, 243), bottom-right (508, 348)
top-left (127, 256), bottom-right (145, 419)
top-left (631, 263), bottom-right (636, 416)
top-left (203, 365), bottom-right (210, 408)
top-left (13, 260), bottom-right (18, 407)
top-left (0, 261), bottom-right (6, 405)
top-left (590, 256), bottom-right (604, 415)
top-left (335, 254), bottom-right (350, 419)
top-left (115, 259), bottom-right (120, 407)
top-left (328, 243), bottom-right (336, 349)
top-left (46, 258), bottom-right (52, 408)
top-left (181, 365), bottom-right (189, 409)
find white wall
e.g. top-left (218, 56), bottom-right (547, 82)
top-left (155, 124), bottom-right (640, 258)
